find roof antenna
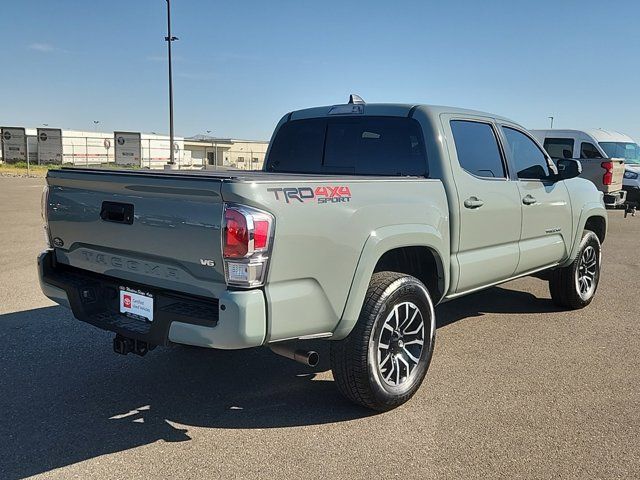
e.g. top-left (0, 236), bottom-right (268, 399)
top-left (348, 94), bottom-right (365, 105)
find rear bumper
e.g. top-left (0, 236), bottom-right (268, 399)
top-left (38, 250), bottom-right (266, 349)
top-left (603, 190), bottom-right (627, 208)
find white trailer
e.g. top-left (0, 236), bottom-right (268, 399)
top-left (1, 127), bottom-right (28, 163)
top-left (114, 131), bottom-right (142, 166)
top-left (37, 128), bottom-right (63, 164)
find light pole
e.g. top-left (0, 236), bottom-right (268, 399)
top-left (548, 116), bottom-right (554, 128)
top-left (165, 0), bottom-right (178, 165)
top-left (93, 120), bottom-right (100, 132)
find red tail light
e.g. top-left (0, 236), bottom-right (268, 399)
top-left (222, 204), bottom-right (274, 287)
top-left (224, 208), bottom-right (249, 258)
top-left (601, 161), bottom-right (614, 186)
top-left (253, 219), bottom-right (270, 250)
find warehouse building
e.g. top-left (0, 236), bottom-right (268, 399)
top-left (184, 135), bottom-right (268, 170)
top-left (0, 127), bottom-right (268, 170)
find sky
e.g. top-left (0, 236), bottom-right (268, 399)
top-left (1, 0), bottom-right (639, 141)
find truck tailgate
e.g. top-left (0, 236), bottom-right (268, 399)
top-left (45, 169), bottom-right (227, 298)
top-left (608, 158), bottom-right (625, 192)
top-left (579, 158), bottom-right (624, 193)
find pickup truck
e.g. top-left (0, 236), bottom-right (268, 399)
top-left (530, 129), bottom-right (627, 208)
top-left (39, 98), bottom-right (607, 411)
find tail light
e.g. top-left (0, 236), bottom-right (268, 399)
top-left (601, 161), bottom-right (614, 186)
top-left (222, 203), bottom-right (274, 287)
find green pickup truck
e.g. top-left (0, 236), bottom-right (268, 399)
top-left (39, 98), bottom-right (607, 411)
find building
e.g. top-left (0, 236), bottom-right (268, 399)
top-left (183, 135), bottom-right (269, 170)
top-left (1, 126), bottom-right (269, 170)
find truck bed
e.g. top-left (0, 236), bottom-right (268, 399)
top-left (57, 166), bottom-right (422, 183)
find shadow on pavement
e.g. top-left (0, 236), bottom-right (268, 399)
top-left (436, 285), bottom-right (558, 328)
top-left (0, 306), bottom-right (369, 479)
top-left (0, 286), bottom-right (556, 478)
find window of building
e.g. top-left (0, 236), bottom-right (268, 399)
top-left (450, 120), bottom-right (506, 178)
top-left (207, 151), bottom-right (215, 165)
top-left (580, 142), bottom-right (603, 159)
top-left (543, 138), bottom-right (574, 159)
top-left (237, 156), bottom-right (245, 162)
top-left (502, 127), bottom-right (550, 180)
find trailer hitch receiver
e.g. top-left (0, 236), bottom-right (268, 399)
top-left (113, 334), bottom-right (154, 356)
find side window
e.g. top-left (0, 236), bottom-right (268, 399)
top-left (543, 138), bottom-right (574, 159)
top-left (580, 142), bottom-right (603, 159)
top-left (450, 120), bottom-right (506, 178)
top-left (503, 127), bottom-right (550, 180)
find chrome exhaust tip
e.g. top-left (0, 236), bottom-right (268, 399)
top-left (270, 343), bottom-right (319, 367)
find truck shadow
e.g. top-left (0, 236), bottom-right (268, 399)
top-left (435, 286), bottom-right (558, 329)
top-left (0, 287), bottom-right (556, 478)
top-left (0, 306), bottom-right (368, 479)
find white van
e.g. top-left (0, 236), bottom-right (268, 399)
top-left (530, 129), bottom-right (629, 207)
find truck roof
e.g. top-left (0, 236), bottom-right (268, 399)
top-left (288, 103), bottom-right (516, 124)
top-left (530, 128), bottom-right (636, 143)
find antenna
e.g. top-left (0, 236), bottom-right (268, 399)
top-left (348, 94), bottom-right (365, 105)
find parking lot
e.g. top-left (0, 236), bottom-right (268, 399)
top-left (0, 174), bottom-right (639, 479)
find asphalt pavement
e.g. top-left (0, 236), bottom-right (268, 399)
top-left (0, 175), bottom-right (638, 479)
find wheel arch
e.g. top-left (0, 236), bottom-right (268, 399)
top-left (584, 215), bottom-right (606, 244)
top-left (332, 224), bottom-right (449, 340)
top-left (561, 202), bottom-right (607, 268)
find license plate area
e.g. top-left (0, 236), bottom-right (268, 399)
top-left (119, 286), bottom-right (154, 322)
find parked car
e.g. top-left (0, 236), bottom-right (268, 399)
top-left (530, 129), bottom-right (626, 208)
top-left (598, 137), bottom-right (640, 207)
top-left (39, 98), bottom-right (607, 411)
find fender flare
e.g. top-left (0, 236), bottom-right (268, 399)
top-left (332, 224), bottom-right (449, 340)
top-left (560, 201), bottom-right (607, 268)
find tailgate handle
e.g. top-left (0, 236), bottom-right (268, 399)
top-left (100, 201), bottom-right (134, 225)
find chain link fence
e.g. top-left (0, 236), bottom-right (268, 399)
top-left (1, 135), bottom-right (267, 171)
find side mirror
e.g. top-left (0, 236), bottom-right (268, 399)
top-left (555, 158), bottom-right (582, 180)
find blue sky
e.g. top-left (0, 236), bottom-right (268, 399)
top-left (1, 0), bottom-right (639, 140)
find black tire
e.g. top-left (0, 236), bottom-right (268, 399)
top-left (549, 230), bottom-right (601, 309)
top-left (330, 272), bottom-right (436, 411)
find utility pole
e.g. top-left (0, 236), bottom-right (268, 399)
top-left (165, 0), bottom-right (178, 165)
top-left (548, 116), bottom-right (554, 128)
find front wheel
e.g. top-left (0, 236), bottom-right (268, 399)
top-left (330, 272), bottom-right (436, 411)
top-left (549, 230), bottom-right (601, 309)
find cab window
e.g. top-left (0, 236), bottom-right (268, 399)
top-left (580, 142), bottom-right (603, 159)
top-left (450, 120), bottom-right (506, 178)
top-left (502, 127), bottom-right (550, 180)
top-left (267, 116), bottom-right (428, 176)
top-left (543, 138), bottom-right (574, 159)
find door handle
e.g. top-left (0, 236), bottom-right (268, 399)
top-left (100, 201), bottom-right (135, 224)
top-left (464, 197), bottom-right (484, 209)
top-left (522, 195), bottom-right (537, 205)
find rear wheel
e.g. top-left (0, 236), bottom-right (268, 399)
top-left (330, 272), bottom-right (436, 411)
top-left (549, 231), bottom-right (601, 309)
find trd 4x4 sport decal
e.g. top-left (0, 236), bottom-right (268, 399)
top-left (267, 186), bottom-right (352, 204)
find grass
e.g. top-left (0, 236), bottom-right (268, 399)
top-left (0, 162), bottom-right (144, 177)
top-left (0, 162), bottom-right (60, 177)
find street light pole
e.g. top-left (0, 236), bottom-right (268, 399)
top-left (93, 120), bottom-right (100, 132)
top-left (165, 0), bottom-right (178, 165)
top-left (548, 116), bottom-right (554, 128)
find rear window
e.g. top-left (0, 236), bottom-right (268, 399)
top-left (543, 138), bottom-right (574, 159)
top-left (580, 142), bottom-right (603, 159)
top-left (266, 116), bottom-right (428, 176)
